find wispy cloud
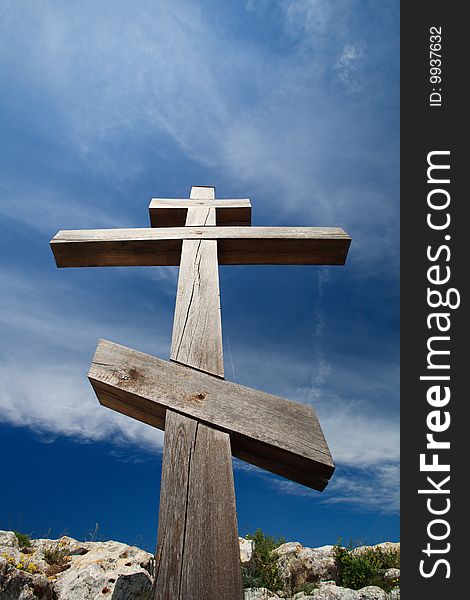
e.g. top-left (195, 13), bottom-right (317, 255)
top-left (273, 462), bottom-right (399, 515)
top-left (0, 361), bottom-right (165, 452)
top-left (335, 42), bottom-right (367, 89)
top-left (281, 0), bottom-right (336, 38)
top-left (324, 463), bottom-right (400, 514)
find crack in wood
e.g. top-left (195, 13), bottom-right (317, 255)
top-left (185, 242), bottom-right (203, 362)
top-left (173, 239), bottom-right (202, 363)
top-left (177, 419), bottom-right (198, 600)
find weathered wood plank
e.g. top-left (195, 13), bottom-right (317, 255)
top-left (162, 185), bottom-right (241, 599)
top-left (50, 226), bottom-right (351, 267)
top-left (190, 185), bottom-right (216, 200)
top-left (88, 339), bottom-right (335, 490)
top-left (153, 410), bottom-right (197, 599)
top-left (171, 204), bottom-right (224, 378)
top-left (179, 423), bottom-right (242, 600)
top-left (149, 199), bottom-right (251, 227)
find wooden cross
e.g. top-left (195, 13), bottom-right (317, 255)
top-left (50, 186), bottom-right (351, 600)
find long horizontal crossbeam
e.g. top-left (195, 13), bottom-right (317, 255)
top-left (51, 226), bottom-right (351, 267)
top-left (88, 339), bottom-right (335, 491)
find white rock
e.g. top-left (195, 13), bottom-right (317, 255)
top-left (0, 556), bottom-right (55, 599)
top-left (0, 531), bottom-right (19, 550)
top-left (244, 588), bottom-right (281, 600)
top-left (52, 538), bottom-right (153, 600)
top-left (311, 585), bottom-right (359, 599)
top-left (276, 542), bottom-right (304, 555)
top-left (352, 543), bottom-right (400, 556)
top-left (274, 543), bottom-right (337, 589)
top-left (384, 568), bottom-right (400, 582)
top-left (356, 586), bottom-right (388, 599)
top-left (0, 531), bottom-right (21, 565)
top-left (240, 537), bottom-right (255, 563)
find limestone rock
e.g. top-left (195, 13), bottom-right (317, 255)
top-left (0, 557), bottom-right (55, 600)
top-left (310, 585), bottom-right (359, 599)
top-left (244, 588), bottom-right (282, 600)
top-left (356, 586), bottom-right (388, 599)
top-left (274, 542), bottom-right (337, 589)
top-left (0, 531), bottom-right (19, 550)
top-left (1, 530), bottom-right (400, 600)
top-left (240, 537), bottom-right (255, 564)
top-left (0, 531), bottom-right (21, 565)
top-left (52, 538), bottom-right (153, 600)
top-left (384, 568), bottom-right (400, 583)
top-left (352, 543), bottom-right (400, 556)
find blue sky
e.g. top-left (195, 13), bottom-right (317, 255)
top-left (0, 0), bottom-right (399, 548)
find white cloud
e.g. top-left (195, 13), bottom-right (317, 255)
top-left (335, 43), bottom-right (367, 88)
top-left (281, 0), bottom-right (334, 37)
top-left (0, 267), bottom-right (171, 451)
top-left (0, 181), bottom-right (125, 234)
top-left (324, 462), bottom-right (400, 514)
top-left (0, 360), bottom-right (165, 452)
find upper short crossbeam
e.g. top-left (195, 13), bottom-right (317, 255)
top-left (149, 198), bottom-right (252, 227)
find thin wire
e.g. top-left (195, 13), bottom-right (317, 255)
top-left (227, 335), bottom-right (237, 382)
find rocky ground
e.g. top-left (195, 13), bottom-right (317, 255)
top-left (0, 531), bottom-right (400, 599)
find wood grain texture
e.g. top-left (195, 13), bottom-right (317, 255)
top-left (170, 205), bottom-right (224, 378)
top-left (153, 410), bottom-right (197, 599)
top-left (149, 199), bottom-right (251, 227)
top-left (88, 339), bottom-right (335, 490)
top-left (50, 226), bottom-right (351, 267)
top-left (179, 423), bottom-right (242, 600)
top-left (159, 185), bottom-right (242, 600)
top-left (190, 186), bottom-right (216, 200)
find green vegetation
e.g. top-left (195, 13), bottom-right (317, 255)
top-left (333, 539), bottom-right (400, 592)
top-left (2, 551), bottom-right (38, 574)
top-left (294, 581), bottom-right (319, 594)
top-left (44, 541), bottom-right (70, 567)
top-left (13, 531), bottom-right (31, 548)
top-left (241, 529), bottom-right (285, 591)
top-left (240, 530), bottom-right (400, 595)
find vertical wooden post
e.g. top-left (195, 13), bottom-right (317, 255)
top-left (170, 195), bottom-right (223, 378)
top-left (153, 187), bottom-right (243, 600)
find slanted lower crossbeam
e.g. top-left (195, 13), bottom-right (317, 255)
top-left (89, 339), bottom-right (334, 491)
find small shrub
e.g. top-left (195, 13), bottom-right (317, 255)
top-left (43, 542), bottom-right (71, 576)
top-left (295, 581), bottom-right (319, 594)
top-left (14, 531), bottom-right (31, 548)
top-left (44, 543), bottom-right (69, 566)
top-left (241, 529), bottom-right (285, 591)
top-left (334, 539), bottom-right (400, 592)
